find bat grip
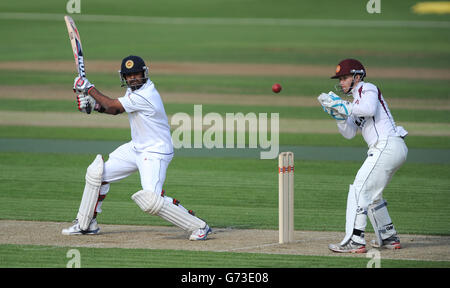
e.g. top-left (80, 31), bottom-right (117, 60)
top-left (81, 89), bottom-right (91, 114)
top-left (78, 71), bottom-right (90, 113)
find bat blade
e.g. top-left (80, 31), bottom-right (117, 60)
top-left (64, 15), bottom-right (91, 113)
top-left (64, 15), bottom-right (86, 77)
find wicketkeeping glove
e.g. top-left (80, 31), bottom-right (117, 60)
top-left (73, 76), bottom-right (95, 94)
top-left (317, 91), bottom-right (352, 120)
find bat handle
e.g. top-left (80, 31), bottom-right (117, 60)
top-left (79, 72), bottom-right (90, 113)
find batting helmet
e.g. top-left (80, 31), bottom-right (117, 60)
top-left (331, 59), bottom-right (366, 80)
top-left (118, 55), bottom-right (149, 89)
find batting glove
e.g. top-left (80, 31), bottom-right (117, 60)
top-left (77, 93), bottom-right (96, 114)
top-left (73, 76), bottom-right (95, 94)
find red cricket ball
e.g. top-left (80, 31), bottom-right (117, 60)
top-left (272, 83), bottom-right (282, 93)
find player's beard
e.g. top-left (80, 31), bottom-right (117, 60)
top-left (127, 77), bottom-right (146, 91)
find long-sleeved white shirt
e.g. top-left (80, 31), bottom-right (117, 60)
top-left (337, 81), bottom-right (408, 147)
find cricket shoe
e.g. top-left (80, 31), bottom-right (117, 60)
top-left (62, 218), bottom-right (100, 235)
top-left (329, 240), bottom-right (367, 253)
top-left (189, 224), bottom-right (212, 241)
top-left (371, 235), bottom-right (401, 250)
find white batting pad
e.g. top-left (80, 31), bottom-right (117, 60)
top-left (131, 190), bottom-right (164, 215)
top-left (159, 197), bottom-right (206, 232)
top-left (132, 190), bottom-right (206, 232)
top-left (77, 154), bottom-right (104, 231)
top-left (341, 184), bottom-right (357, 245)
top-left (368, 199), bottom-right (396, 246)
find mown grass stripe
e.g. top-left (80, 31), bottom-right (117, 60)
top-left (1, 12), bottom-right (449, 29)
top-left (1, 244), bottom-right (447, 268)
top-left (1, 99), bottom-right (449, 123)
top-left (1, 138), bottom-right (449, 163)
top-left (0, 125), bottom-right (449, 149)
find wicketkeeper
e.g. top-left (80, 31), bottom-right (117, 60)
top-left (318, 59), bottom-right (408, 253)
top-left (62, 55), bottom-right (212, 240)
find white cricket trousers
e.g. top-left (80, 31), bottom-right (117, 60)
top-left (95, 142), bottom-right (174, 214)
top-left (344, 136), bottom-right (408, 244)
top-left (354, 136), bottom-right (407, 205)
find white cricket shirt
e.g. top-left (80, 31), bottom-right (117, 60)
top-left (118, 79), bottom-right (174, 154)
top-left (337, 81), bottom-right (408, 147)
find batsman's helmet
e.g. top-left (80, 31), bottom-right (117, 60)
top-left (331, 58), bottom-right (366, 80)
top-left (119, 55), bottom-right (149, 88)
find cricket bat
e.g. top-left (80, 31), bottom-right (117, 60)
top-left (64, 15), bottom-right (91, 113)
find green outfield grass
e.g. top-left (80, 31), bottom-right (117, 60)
top-left (1, 98), bottom-right (448, 124)
top-left (1, 70), bottom-right (449, 100)
top-left (1, 1), bottom-right (449, 67)
top-left (0, 126), bottom-right (449, 149)
top-left (2, 68), bottom-right (450, 97)
top-left (1, 0), bottom-right (449, 269)
top-left (153, 75), bottom-right (450, 100)
top-left (1, 244), bottom-right (448, 268)
top-left (1, 152), bottom-right (449, 235)
top-left (2, 0), bottom-right (448, 21)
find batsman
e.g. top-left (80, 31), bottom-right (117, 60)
top-left (318, 59), bottom-right (408, 253)
top-left (62, 55), bottom-right (212, 240)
